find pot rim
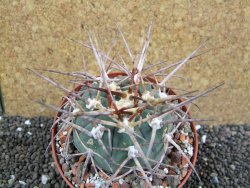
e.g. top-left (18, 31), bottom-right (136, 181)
top-left (51, 72), bottom-right (198, 188)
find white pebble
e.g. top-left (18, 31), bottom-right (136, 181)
top-left (195, 124), bottom-right (201, 130)
top-left (27, 131), bottom-right (32, 135)
top-left (94, 181), bottom-right (102, 188)
top-left (41, 174), bottom-right (50, 184)
top-left (202, 135), bottom-right (207, 143)
top-left (10, 175), bottom-right (15, 180)
top-left (40, 123), bottom-right (44, 127)
top-left (118, 178), bottom-right (124, 184)
top-left (63, 131), bottom-right (67, 136)
top-left (16, 127), bottom-right (22, 132)
top-left (86, 178), bottom-right (90, 184)
top-left (93, 173), bottom-right (98, 180)
top-left (164, 168), bottom-right (168, 174)
top-left (19, 180), bottom-right (26, 185)
top-left (59, 148), bottom-right (63, 152)
top-left (24, 119), bottom-right (31, 125)
top-left (0, 116), bottom-right (2, 121)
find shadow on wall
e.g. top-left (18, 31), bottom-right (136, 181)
top-left (0, 87), bottom-right (4, 114)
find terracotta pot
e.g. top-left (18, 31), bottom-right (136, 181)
top-left (51, 72), bottom-right (198, 188)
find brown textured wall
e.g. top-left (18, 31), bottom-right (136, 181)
top-left (0, 0), bottom-right (249, 125)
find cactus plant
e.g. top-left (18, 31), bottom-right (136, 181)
top-left (31, 23), bottom-right (222, 187)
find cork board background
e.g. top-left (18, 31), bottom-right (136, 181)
top-left (0, 0), bottom-right (249, 125)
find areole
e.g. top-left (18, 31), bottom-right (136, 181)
top-left (51, 72), bottom-right (198, 188)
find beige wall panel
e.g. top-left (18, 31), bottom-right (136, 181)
top-left (0, 0), bottom-right (249, 125)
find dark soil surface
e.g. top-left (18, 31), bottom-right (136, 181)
top-left (0, 115), bottom-right (249, 188)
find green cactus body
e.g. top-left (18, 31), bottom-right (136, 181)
top-left (72, 80), bottom-right (174, 174)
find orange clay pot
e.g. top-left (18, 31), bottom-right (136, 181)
top-left (51, 72), bottom-right (198, 188)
